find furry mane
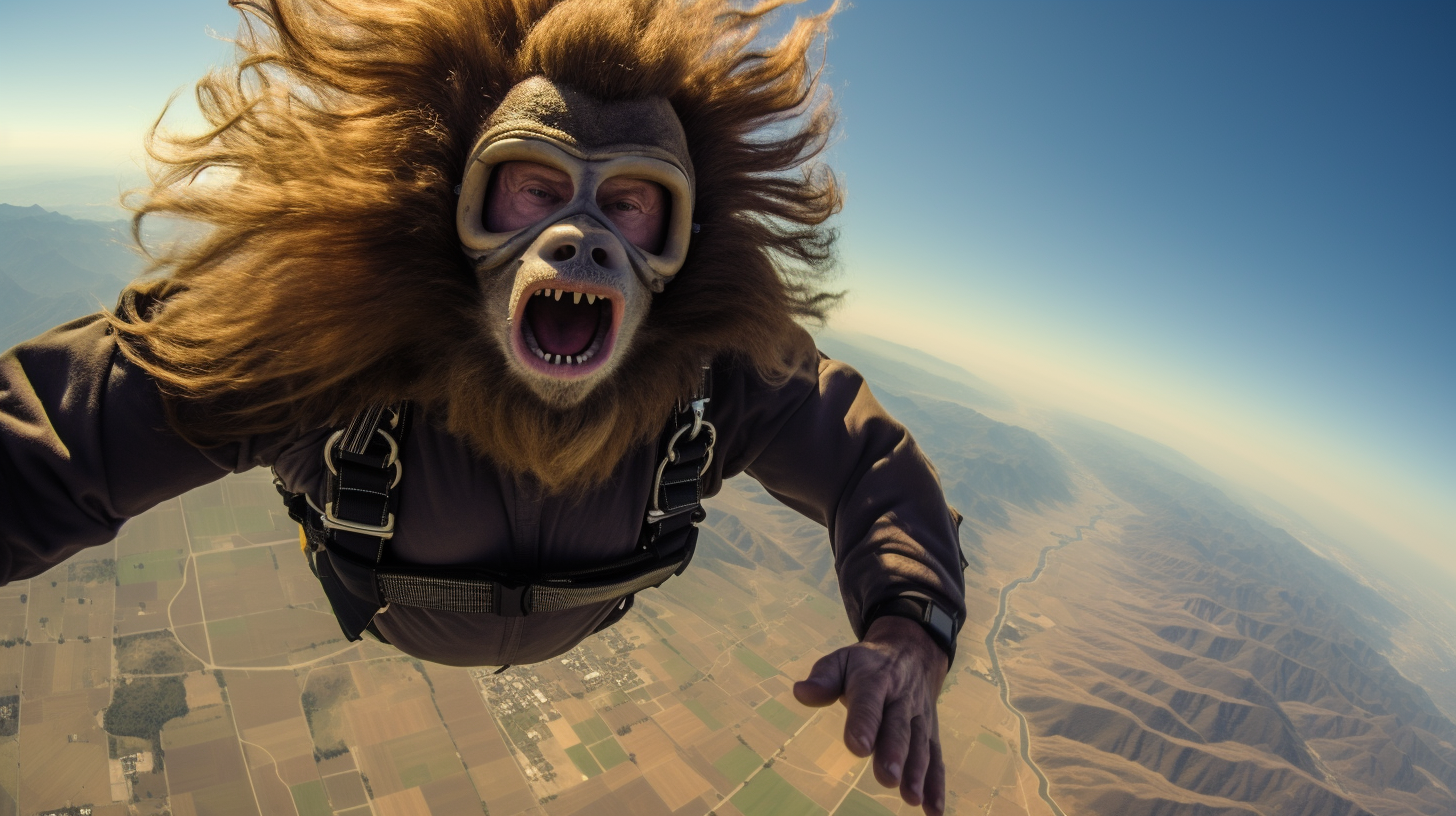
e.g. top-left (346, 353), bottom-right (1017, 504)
top-left (113, 0), bottom-right (842, 491)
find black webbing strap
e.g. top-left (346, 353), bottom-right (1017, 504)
top-left (277, 365), bottom-right (716, 641)
top-left (640, 364), bottom-right (715, 570)
top-left (277, 403), bottom-right (408, 641)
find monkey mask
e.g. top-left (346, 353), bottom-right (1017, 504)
top-left (456, 77), bottom-right (695, 408)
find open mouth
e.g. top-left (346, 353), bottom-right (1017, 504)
top-left (514, 285), bottom-right (621, 378)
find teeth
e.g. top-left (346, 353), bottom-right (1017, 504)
top-left (533, 288), bottom-right (610, 304)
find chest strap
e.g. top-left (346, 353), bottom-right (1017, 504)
top-left (276, 367), bottom-right (716, 642)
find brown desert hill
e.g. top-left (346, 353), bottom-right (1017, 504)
top-left (986, 422), bottom-right (1456, 816)
top-left (817, 336), bottom-right (1456, 816)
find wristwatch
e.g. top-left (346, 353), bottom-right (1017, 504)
top-left (865, 594), bottom-right (960, 663)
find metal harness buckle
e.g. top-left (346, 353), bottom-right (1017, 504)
top-left (322, 503), bottom-right (396, 539)
top-left (648, 410), bottom-right (716, 520)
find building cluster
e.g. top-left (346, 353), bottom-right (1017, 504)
top-left (466, 627), bottom-right (650, 787)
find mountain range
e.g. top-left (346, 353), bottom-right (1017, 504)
top-left (0, 204), bottom-right (138, 350)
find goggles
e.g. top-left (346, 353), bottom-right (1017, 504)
top-left (456, 135), bottom-right (695, 286)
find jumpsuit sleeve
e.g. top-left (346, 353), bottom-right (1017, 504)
top-left (708, 327), bottom-right (968, 641)
top-left (0, 314), bottom-right (236, 584)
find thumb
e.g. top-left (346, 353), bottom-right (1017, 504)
top-left (794, 649), bottom-right (849, 708)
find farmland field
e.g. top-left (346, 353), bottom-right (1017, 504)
top-left (714, 743), bottom-right (763, 784)
top-left (733, 768), bottom-right (827, 816)
top-left (7, 466), bottom-right (1058, 816)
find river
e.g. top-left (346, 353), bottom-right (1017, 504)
top-left (982, 515), bottom-right (1101, 816)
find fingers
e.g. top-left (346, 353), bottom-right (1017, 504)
top-left (792, 649), bottom-right (848, 708)
top-left (898, 714), bottom-right (931, 806)
top-left (872, 698), bottom-right (912, 787)
top-left (922, 737), bottom-right (946, 816)
top-left (841, 657), bottom-right (889, 757)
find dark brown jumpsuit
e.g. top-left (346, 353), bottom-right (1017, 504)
top-left (0, 315), bottom-right (966, 666)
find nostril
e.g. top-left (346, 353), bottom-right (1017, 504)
top-left (591, 247), bottom-right (608, 266)
top-left (553, 244), bottom-right (577, 262)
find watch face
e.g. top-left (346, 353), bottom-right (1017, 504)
top-left (928, 604), bottom-right (956, 637)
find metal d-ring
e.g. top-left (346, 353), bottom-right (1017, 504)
top-left (323, 427), bottom-right (402, 487)
top-left (649, 420), bottom-right (717, 516)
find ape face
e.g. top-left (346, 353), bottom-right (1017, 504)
top-left (455, 79), bottom-right (695, 408)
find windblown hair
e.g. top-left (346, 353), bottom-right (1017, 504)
top-left (113, 0), bottom-right (841, 490)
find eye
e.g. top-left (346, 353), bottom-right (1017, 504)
top-left (611, 200), bottom-right (640, 213)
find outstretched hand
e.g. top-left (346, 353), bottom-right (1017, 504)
top-left (793, 615), bottom-right (950, 815)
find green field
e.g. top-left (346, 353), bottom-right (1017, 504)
top-left (832, 790), bottom-right (896, 816)
top-left (735, 647), bottom-right (780, 679)
top-left (977, 731), bottom-right (1008, 754)
top-left (659, 651), bottom-right (700, 685)
top-left (205, 617), bottom-right (248, 639)
top-left (185, 506), bottom-right (235, 538)
top-left (588, 737), bottom-right (629, 770)
top-left (683, 699), bottom-right (724, 731)
top-left (388, 730), bottom-right (462, 788)
top-left (571, 716), bottom-right (612, 744)
top-left (565, 743), bottom-right (603, 778)
top-left (713, 744), bottom-right (763, 784)
top-left (116, 550), bottom-right (185, 586)
top-left (802, 592), bottom-right (840, 620)
top-left (731, 768), bottom-right (825, 816)
top-left (290, 780), bottom-right (331, 816)
top-left (756, 699), bottom-right (803, 734)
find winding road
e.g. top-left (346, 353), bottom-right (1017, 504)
top-left (983, 515), bottom-right (1102, 816)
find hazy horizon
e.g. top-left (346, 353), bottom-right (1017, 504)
top-left (1, 0), bottom-right (1452, 591)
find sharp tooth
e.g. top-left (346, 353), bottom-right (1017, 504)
top-left (553, 290), bottom-right (562, 301)
top-left (586, 294), bottom-right (596, 305)
top-left (572, 292), bottom-right (581, 304)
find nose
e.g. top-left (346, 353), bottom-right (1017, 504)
top-left (538, 220), bottom-right (629, 273)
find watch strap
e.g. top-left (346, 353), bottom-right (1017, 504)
top-left (866, 594), bottom-right (959, 664)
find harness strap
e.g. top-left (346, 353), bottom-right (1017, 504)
top-left (276, 364), bottom-right (717, 643)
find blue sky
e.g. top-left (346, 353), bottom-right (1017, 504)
top-left (1, 1), bottom-right (1452, 583)
top-left (823, 1), bottom-right (1454, 582)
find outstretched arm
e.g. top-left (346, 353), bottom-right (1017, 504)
top-left (708, 331), bottom-right (966, 816)
top-left (0, 315), bottom-right (231, 583)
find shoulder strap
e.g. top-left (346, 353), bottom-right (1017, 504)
top-left (278, 365), bottom-right (717, 642)
top-left (640, 363), bottom-right (715, 569)
top-left (277, 402), bottom-right (409, 640)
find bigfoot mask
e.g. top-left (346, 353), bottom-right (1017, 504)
top-left (456, 78), bottom-right (696, 407)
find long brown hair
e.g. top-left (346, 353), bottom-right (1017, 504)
top-left (114, 0), bottom-right (842, 491)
